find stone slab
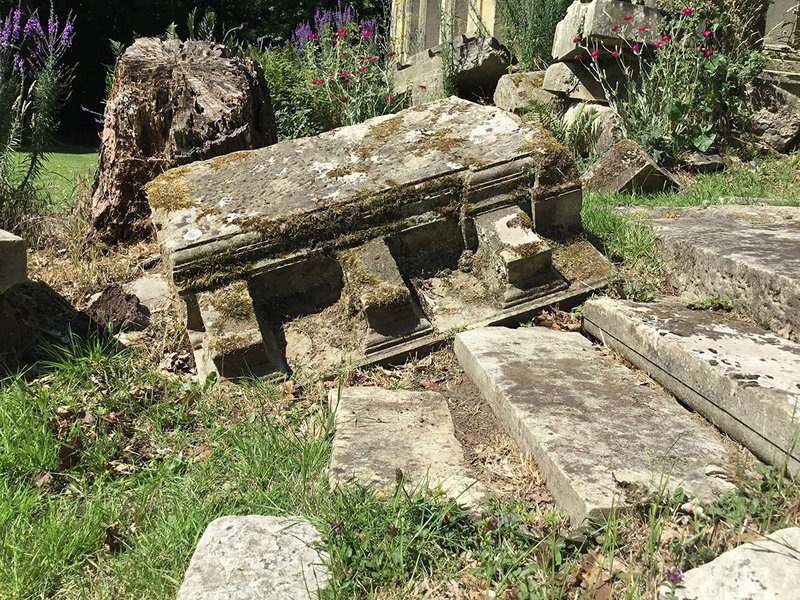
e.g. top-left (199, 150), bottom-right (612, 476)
top-left (584, 297), bottom-right (800, 476)
top-left (0, 230), bottom-right (26, 295)
top-left (329, 387), bottom-right (490, 509)
top-left (582, 139), bottom-right (677, 195)
top-left (543, 61), bottom-right (608, 102)
top-left (454, 326), bottom-right (739, 523)
top-left (123, 274), bottom-right (171, 315)
top-left (146, 97), bottom-right (579, 293)
top-left (621, 205), bottom-right (800, 340)
top-left (659, 527), bottom-right (800, 600)
top-left (177, 515), bottom-right (329, 600)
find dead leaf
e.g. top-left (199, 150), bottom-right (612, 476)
top-left (192, 444), bottom-right (212, 464)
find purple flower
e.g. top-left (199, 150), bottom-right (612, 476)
top-left (665, 567), bottom-right (684, 584)
top-left (326, 519), bottom-right (342, 534)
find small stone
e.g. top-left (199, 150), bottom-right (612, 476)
top-left (493, 71), bottom-right (555, 114)
top-left (177, 515), bottom-right (329, 600)
top-left (582, 139), bottom-right (678, 195)
top-left (683, 151), bottom-right (725, 173)
top-left (658, 528), bottom-right (800, 600)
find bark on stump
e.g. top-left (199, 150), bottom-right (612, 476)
top-left (90, 38), bottom-right (277, 242)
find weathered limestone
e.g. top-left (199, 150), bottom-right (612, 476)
top-left (393, 37), bottom-right (510, 105)
top-left (177, 516), bottom-right (329, 600)
top-left (474, 207), bottom-right (556, 306)
top-left (493, 72), bottom-right (555, 115)
top-left (542, 61), bottom-right (608, 103)
top-left (765, 0), bottom-right (799, 49)
top-left (91, 38), bottom-right (276, 242)
top-left (191, 280), bottom-right (286, 381)
top-left (582, 139), bottom-right (678, 194)
top-left (748, 81), bottom-right (800, 153)
top-left (622, 205), bottom-right (800, 340)
top-left (123, 274), bottom-right (171, 316)
top-left (553, 0), bottom-right (663, 61)
top-left (584, 297), bottom-right (800, 476)
top-left (563, 102), bottom-right (619, 155)
top-left (658, 528), bottom-right (800, 600)
top-left (341, 239), bottom-right (432, 353)
top-left (0, 230), bottom-right (26, 295)
top-left (329, 387), bottom-right (490, 508)
top-left (148, 98), bottom-right (606, 379)
top-left (390, 0), bottom-right (503, 62)
top-left (455, 326), bottom-right (739, 523)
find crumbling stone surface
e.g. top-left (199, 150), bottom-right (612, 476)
top-left (582, 139), bottom-right (678, 194)
top-left (177, 516), bottom-right (329, 600)
top-left (542, 61), bottom-right (610, 102)
top-left (329, 387), bottom-right (491, 509)
top-left (91, 38), bottom-right (277, 243)
top-left (748, 80), bottom-right (800, 153)
top-left (659, 528), bottom-right (800, 600)
top-left (563, 102), bottom-right (619, 155)
top-left (455, 326), bottom-right (739, 523)
top-left (148, 97), bottom-right (607, 379)
top-left (584, 297), bottom-right (800, 476)
top-left (493, 71), bottom-right (555, 115)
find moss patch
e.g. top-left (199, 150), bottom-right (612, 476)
top-left (207, 151), bottom-right (252, 172)
top-left (206, 281), bottom-right (255, 322)
top-left (145, 165), bottom-right (194, 212)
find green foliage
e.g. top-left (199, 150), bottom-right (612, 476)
top-left (527, 100), bottom-right (601, 167)
top-left (0, 8), bottom-right (74, 230)
top-left (580, 4), bottom-right (766, 162)
top-left (497, 0), bottom-right (572, 70)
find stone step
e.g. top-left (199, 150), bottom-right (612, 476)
top-left (454, 327), bottom-right (739, 523)
top-left (329, 387), bottom-right (490, 509)
top-left (583, 297), bottom-right (800, 477)
top-left (621, 205), bottom-right (800, 340)
top-left (177, 516), bottom-right (329, 600)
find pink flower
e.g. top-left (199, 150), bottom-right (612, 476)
top-left (341, 77), bottom-right (350, 84)
top-left (638, 26), bottom-right (648, 32)
top-left (573, 36), bottom-right (581, 43)
top-left (358, 65), bottom-right (366, 72)
top-left (612, 24), bottom-right (620, 32)
top-left (705, 49), bottom-right (713, 57)
top-left (340, 96), bottom-right (348, 102)
top-left (331, 39), bottom-right (338, 45)
top-left (309, 33), bottom-right (317, 40)
top-left (419, 85), bottom-right (427, 90)
top-left (653, 41), bottom-right (662, 49)
top-left (703, 30), bottom-right (711, 38)
top-left (337, 28), bottom-right (346, 38)
top-left (611, 49), bottom-right (620, 57)
top-left (682, 7), bottom-right (693, 15)
top-left (340, 70), bottom-right (348, 76)
top-left (632, 43), bottom-right (640, 52)
top-left (311, 79), bottom-right (324, 85)
top-left (662, 34), bottom-right (670, 41)
top-left (385, 95), bottom-right (392, 102)
top-left (590, 50), bottom-right (599, 58)
top-left (575, 53), bottom-right (582, 60)
top-left (388, 51), bottom-right (397, 57)
top-left (624, 15), bottom-right (633, 21)
top-left (362, 29), bottom-right (370, 38)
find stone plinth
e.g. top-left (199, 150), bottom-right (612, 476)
top-left (0, 230), bottom-right (26, 295)
top-left (148, 98), bottom-right (607, 380)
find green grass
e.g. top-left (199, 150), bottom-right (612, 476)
top-left (581, 152), bottom-right (800, 299)
top-left (15, 144), bottom-right (98, 210)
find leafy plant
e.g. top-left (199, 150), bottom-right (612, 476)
top-left (574, 3), bottom-right (766, 162)
top-left (0, 7), bottom-right (75, 230)
top-left (497, 0), bottom-right (572, 70)
top-left (527, 99), bottom-right (601, 166)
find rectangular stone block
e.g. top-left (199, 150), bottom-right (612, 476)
top-left (194, 281), bottom-right (286, 380)
top-left (552, 0), bottom-right (590, 61)
top-left (533, 188), bottom-right (583, 230)
top-left (455, 326), bottom-right (740, 523)
top-left (583, 0), bottom-right (663, 46)
top-left (475, 207), bottom-right (553, 287)
top-left (0, 230), bottom-right (26, 295)
top-left (584, 297), bottom-right (800, 476)
top-left (329, 387), bottom-right (490, 509)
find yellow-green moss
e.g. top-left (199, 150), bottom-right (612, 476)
top-left (145, 165), bottom-right (195, 212)
top-left (207, 151), bottom-right (252, 172)
top-left (206, 281), bottom-right (255, 322)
